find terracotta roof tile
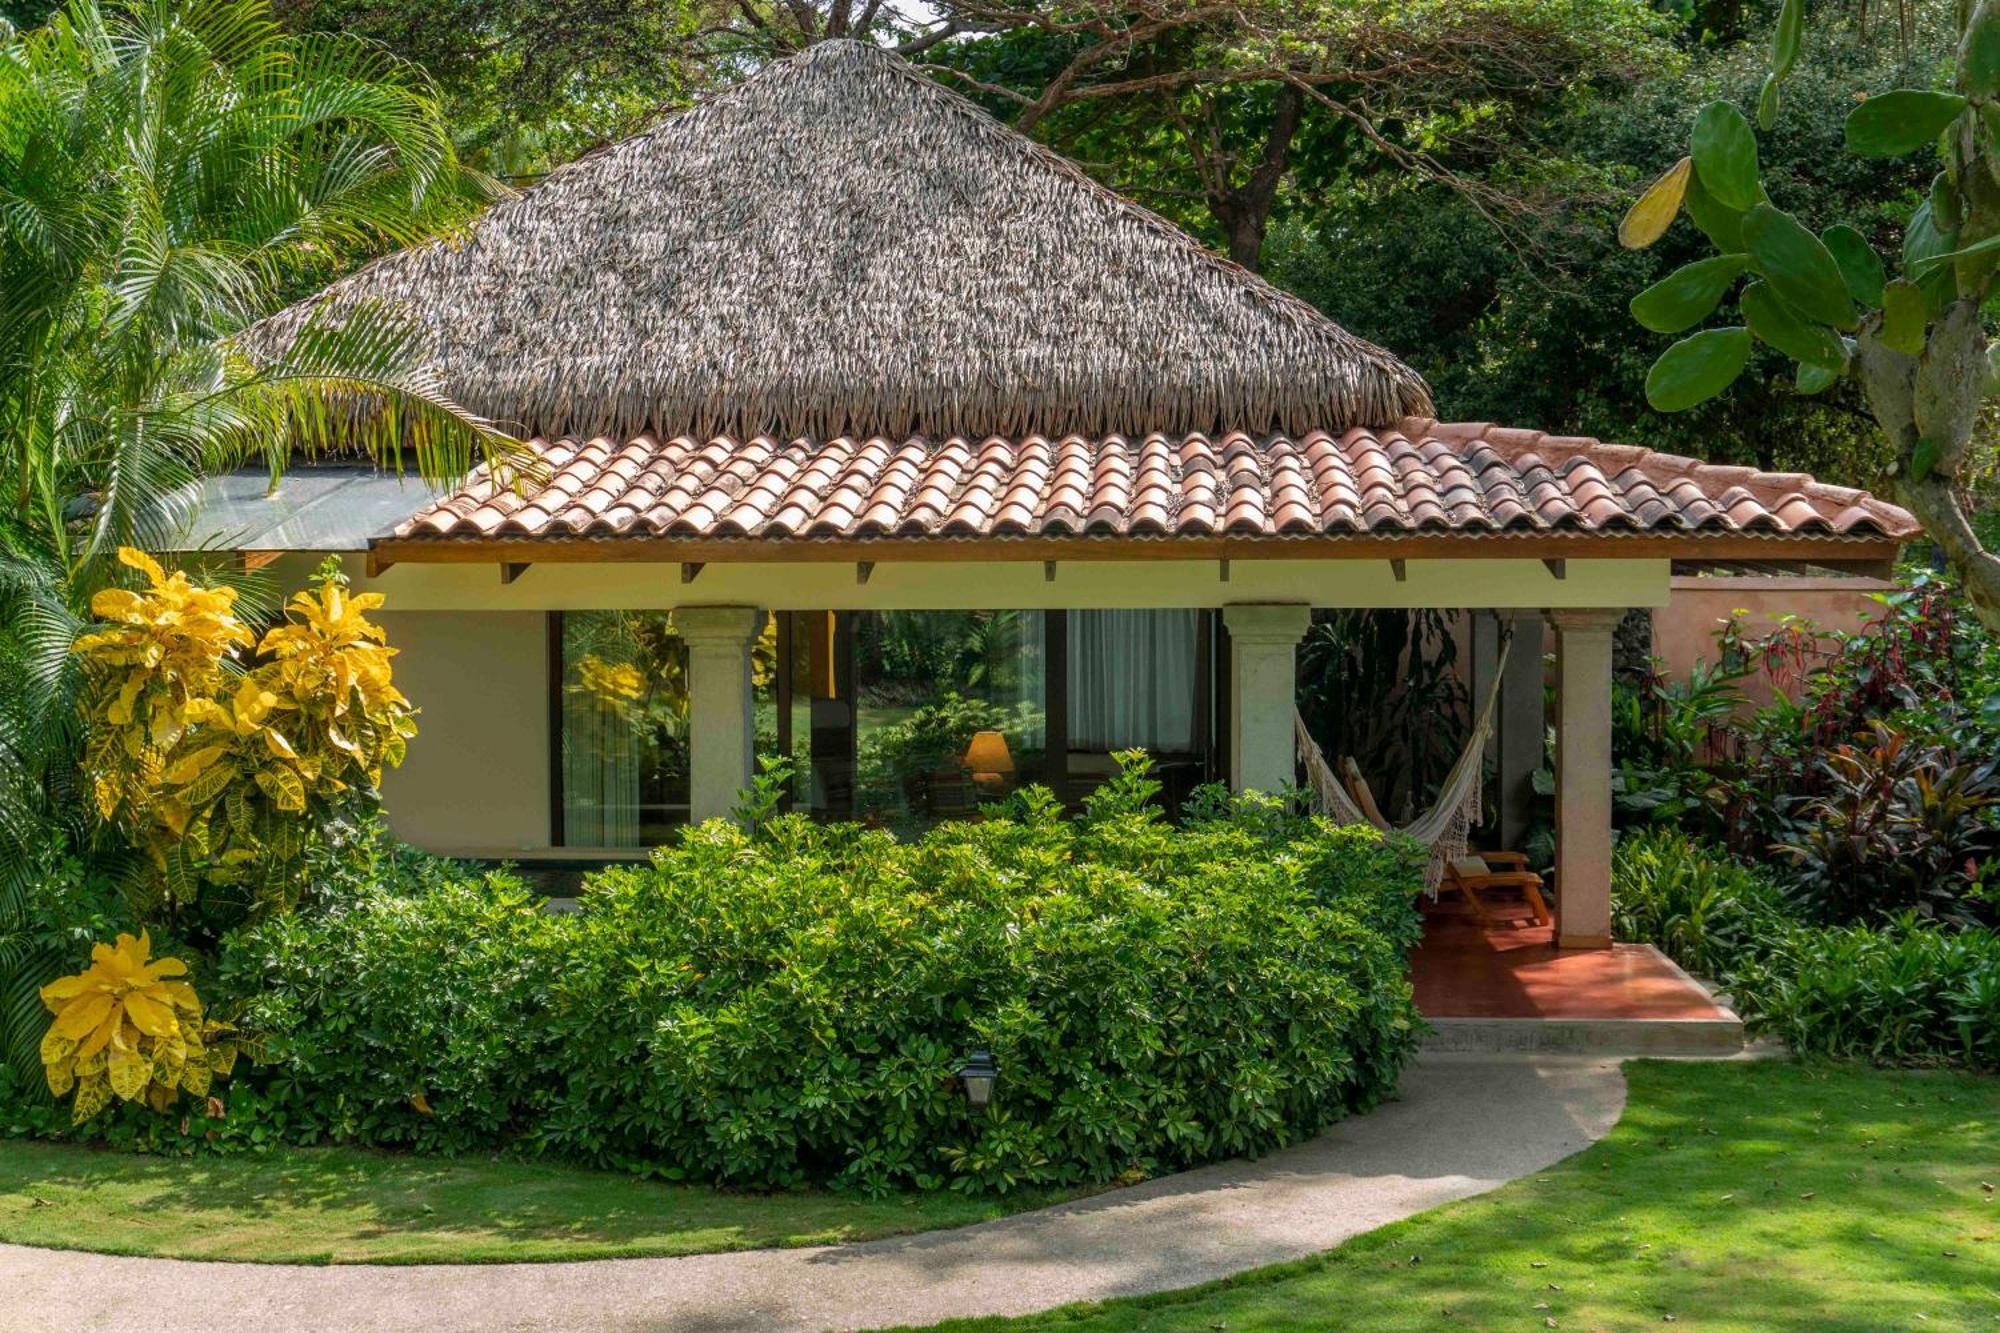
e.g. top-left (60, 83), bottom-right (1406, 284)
top-left (400, 420), bottom-right (1920, 545)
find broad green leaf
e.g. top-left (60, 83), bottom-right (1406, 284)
top-left (1619, 157), bottom-right (1691, 250)
top-left (1931, 172), bottom-right (1964, 233)
top-left (1744, 204), bottom-right (1857, 330)
top-left (1845, 89), bottom-right (1968, 158)
top-left (1960, 0), bottom-right (2000, 100)
top-left (1796, 362), bottom-right (1841, 395)
top-left (1880, 279), bottom-right (1928, 355)
top-left (1821, 224), bottom-right (1886, 306)
top-left (1691, 101), bottom-right (1762, 211)
top-left (1646, 327), bottom-right (1753, 411)
top-left (1630, 255), bottom-right (1750, 333)
top-left (1910, 436), bottom-right (1943, 482)
top-left (1772, 0), bottom-right (1805, 78)
top-left (1741, 282), bottom-right (1849, 370)
top-left (1683, 171), bottom-right (1746, 253)
top-left (1910, 229), bottom-right (2000, 277)
top-left (1903, 199), bottom-right (1961, 311)
top-left (1757, 74), bottom-right (1782, 131)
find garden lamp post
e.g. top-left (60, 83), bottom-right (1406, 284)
top-left (956, 1050), bottom-right (998, 1114)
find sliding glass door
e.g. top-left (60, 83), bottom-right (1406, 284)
top-left (553, 606), bottom-right (1221, 846)
top-left (777, 608), bottom-right (1217, 831)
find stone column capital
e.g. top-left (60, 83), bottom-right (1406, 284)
top-left (1221, 602), bottom-right (1312, 644)
top-left (677, 605), bottom-right (763, 644)
top-left (1543, 607), bottom-right (1628, 635)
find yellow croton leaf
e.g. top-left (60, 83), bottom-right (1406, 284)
top-left (115, 545), bottom-right (167, 585)
top-left (107, 1035), bottom-right (151, 1101)
top-left (71, 1074), bottom-right (111, 1125)
top-left (77, 1009), bottom-right (121, 1060)
top-left (162, 744), bottom-right (229, 786)
top-left (121, 988), bottom-right (176, 1037)
top-left (53, 991), bottom-right (116, 1040)
top-left (39, 1027), bottom-right (76, 1068)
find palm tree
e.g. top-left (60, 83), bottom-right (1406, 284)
top-left (0, 0), bottom-right (516, 1075)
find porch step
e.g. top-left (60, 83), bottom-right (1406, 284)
top-left (1421, 1012), bottom-right (1745, 1057)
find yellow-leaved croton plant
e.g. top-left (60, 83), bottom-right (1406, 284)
top-left (39, 932), bottom-right (238, 1124)
top-left (73, 550), bottom-right (418, 920)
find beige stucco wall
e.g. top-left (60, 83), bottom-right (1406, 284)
top-left (341, 555), bottom-right (1671, 612)
top-left (373, 609), bottom-right (552, 858)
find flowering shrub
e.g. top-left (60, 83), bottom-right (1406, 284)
top-left (220, 760), bottom-right (1425, 1193)
top-left (71, 550), bottom-right (415, 928)
top-left (38, 932), bottom-right (237, 1123)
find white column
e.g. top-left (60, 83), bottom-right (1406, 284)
top-left (1547, 607), bottom-right (1622, 950)
top-left (678, 606), bottom-right (761, 825)
top-left (1221, 603), bottom-right (1312, 796)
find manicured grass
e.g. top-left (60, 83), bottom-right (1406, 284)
top-left (926, 1061), bottom-right (1999, 1332)
top-left (0, 1140), bottom-right (1080, 1264)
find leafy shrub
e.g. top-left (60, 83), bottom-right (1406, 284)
top-left (1610, 828), bottom-right (1788, 979)
top-left (1729, 918), bottom-right (2000, 1070)
top-left (1775, 723), bottom-right (2000, 927)
top-left (1612, 830), bottom-right (2000, 1070)
top-left (210, 761), bottom-right (1425, 1193)
top-left (37, 931), bottom-right (238, 1123)
top-left (70, 549), bottom-right (416, 938)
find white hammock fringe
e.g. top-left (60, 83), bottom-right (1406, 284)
top-left (1294, 633), bottom-right (1513, 894)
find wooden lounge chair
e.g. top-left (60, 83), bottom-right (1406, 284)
top-left (1441, 850), bottom-right (1553, 930)
top-left (1336, 757), bottom-right (1550, 930)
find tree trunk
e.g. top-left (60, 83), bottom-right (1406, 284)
top-left (1857, 298), bottom-right (2000, 630)
top-left (1208, 84), bottom-right (1306, 272)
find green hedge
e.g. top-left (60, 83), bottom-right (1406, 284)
top-left (202, 767), bottom-right (1425, 1193)
top-left (1612, 828), bottom-right (2000, 1069)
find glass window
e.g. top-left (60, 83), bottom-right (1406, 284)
top-left (555, 611), bottom-right (776, 847)
top-left (852, 610), bottom-right (1047, 828)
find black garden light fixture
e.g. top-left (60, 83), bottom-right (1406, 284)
top-left (955, 1050), bottom-right (999, 1114)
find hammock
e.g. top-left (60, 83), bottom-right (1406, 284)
top-left (1294, 631), bottom-right (1513, 893)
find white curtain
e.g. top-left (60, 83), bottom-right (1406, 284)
top-left (1067, 610), bottom-right (1197, 752)
top-left (562, 684), bottom-right (642, 847)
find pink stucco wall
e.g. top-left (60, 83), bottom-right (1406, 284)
top-left (1651, 574), bottom-right (1897, 708)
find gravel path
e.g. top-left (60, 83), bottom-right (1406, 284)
top-left (0, 1054), bottom-right (1627, 1333)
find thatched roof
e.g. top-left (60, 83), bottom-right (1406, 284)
top-left (253, 40), bottom-right (1432, 443)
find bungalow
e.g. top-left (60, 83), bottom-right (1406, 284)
top-left (196, 40), bottom-right (1918, 951)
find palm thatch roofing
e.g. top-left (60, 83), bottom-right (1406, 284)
top-left (252, 39), bottom-right (1432, 444)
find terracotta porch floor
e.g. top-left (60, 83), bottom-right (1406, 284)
top-left (1411, 899), bottom-right (1730, 1021)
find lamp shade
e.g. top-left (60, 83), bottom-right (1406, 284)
top-left (961, 729), bottom-right (1015, 776)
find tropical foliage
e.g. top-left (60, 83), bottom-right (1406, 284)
top-left (0, 0), bottom-right (498, 1081)
top-left (167, 760), bottom-right (1426, 1193)
top-left (37, 930), bottom-right (238, 1122)
top-left (71, 550), bottom-right (414, 934)
top-left (1612, 828), bottom-right (2000, 1069)
top-left (1602, 572), bottom-right (2000, 929)
top-left (1617, 0), bottom-right (2000, 627)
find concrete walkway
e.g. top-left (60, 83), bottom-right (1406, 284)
top-left (0, 1055), bottom-right (1627, 1333)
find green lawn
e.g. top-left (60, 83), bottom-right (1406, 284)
top-left (925, 1061), bottom-right (1999, 1332)
top-left (0, 1139), bottom-right (1079, 1264)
